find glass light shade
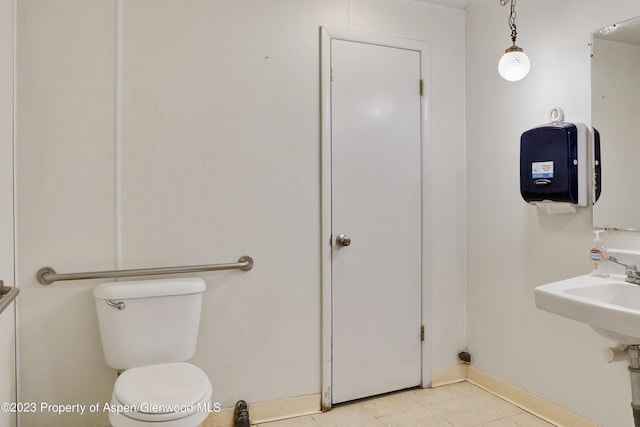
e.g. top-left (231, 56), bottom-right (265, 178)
top-left (498, 46), bottom-right (530, 82)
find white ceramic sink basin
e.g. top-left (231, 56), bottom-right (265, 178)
top-left (534, 274), bottom-right (640, 344)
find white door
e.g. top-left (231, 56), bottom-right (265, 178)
top-left (331, 39), bottom-right (423, 404)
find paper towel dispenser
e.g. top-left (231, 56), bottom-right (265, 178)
top-left (520, 119), bottom-right (588, 211)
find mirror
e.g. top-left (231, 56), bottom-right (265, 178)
top-left (592, 16), bottom-right (640, 230)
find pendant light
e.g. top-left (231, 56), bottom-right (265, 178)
top-left (498, 0), bottom-right (530, 82)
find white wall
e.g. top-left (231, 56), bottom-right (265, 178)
top-left (0, 0), bottom-right (14, 281)
top-left (466, 1), bottom-right (640, 425)
top-left (16, 1), bottom-right (466, 425)
top-left (16, 1), bottom-right (117, 425)
top-left (0, 0), bottom-right (16, 426)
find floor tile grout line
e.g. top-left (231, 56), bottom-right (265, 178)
top-left (258, 381), bottom-right (551, 427)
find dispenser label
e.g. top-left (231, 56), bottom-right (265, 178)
top-left (532, 161), bottom-right (554, 178)
top-left (591, 248), bottom-right (604, 264)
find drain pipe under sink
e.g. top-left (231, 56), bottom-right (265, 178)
top-left (629, 345), bottom-right (640, 427)
top-left (604, 344), bottom-right (640, 425)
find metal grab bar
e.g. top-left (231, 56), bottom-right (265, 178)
top-left (0, 283), bottom-right (20, 315)
top-left (36, 255), bottom-right (254, 285)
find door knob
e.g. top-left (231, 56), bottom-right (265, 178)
top-left (336, 233), bottom-right (351, 247)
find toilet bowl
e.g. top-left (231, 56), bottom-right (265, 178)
top-left (108, 363), bottom-right (212, 426)
top-left (93, 278), bottom-right (211, 427)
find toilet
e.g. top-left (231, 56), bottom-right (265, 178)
top-left (93, 278), bottom-right (212, 427)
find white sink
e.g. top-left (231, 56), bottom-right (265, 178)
top-left (534, 274), bottom-right (640, 344)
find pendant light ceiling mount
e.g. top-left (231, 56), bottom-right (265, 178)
top-left (498, 0), bottom-right (530, 82)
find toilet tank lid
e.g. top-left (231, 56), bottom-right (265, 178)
top-left (93, 278), bottom-right (206, 300)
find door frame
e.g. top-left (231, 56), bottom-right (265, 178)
top-left (320, 26), bottom-right (433, 410)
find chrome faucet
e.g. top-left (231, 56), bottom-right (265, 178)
top-left (609, 256), bottom-right (640, 285)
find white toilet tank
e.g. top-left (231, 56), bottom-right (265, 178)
top-left (93, 278), bottom-right (206, 370)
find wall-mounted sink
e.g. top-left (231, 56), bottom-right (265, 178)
top-left (534, 274), bottom-right (640, 344)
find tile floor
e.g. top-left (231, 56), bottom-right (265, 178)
top-left (254, 382), bottom-right (554, 427)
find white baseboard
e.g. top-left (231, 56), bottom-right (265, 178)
top-left (201, 394), bottom-right (321, 427)
top-left (202, 365), bottom-right (595, 427)
top-left (430, 364), bottom-right (467, 386)
top-left (466, 366), bottom-right (597, 427)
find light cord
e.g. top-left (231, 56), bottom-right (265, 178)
top-left (500, 0), bottom-right (518, 44)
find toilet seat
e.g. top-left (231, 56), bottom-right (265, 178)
top-left (111, 362), bottom-right (212, 423)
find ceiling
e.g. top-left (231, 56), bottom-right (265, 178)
top-left (413, 0), bottom-right (481, 10)
top-left (593, 16), bottom-right (640, 46)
